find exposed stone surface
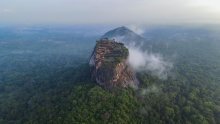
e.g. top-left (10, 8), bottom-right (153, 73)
top-left (89, 38), bottom-right (138, 89)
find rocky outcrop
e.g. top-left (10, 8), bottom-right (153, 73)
top-left (89, 38), bottom-right (138, 89)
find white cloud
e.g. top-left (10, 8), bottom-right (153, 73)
top-left (128, 45), bottom-right (173, 79)
top-left (0, 9), bottom-right (13, 14)
top-left (140, 85), bottom-right (160, 96)
top-left (188, 0), bottom-right (220, 13)
top-left (127, 25), bottom-right (144, 35)
top-left (0, 0), bottom-right (220, 24)
top-left (111, 36), bottom-right (173, 79)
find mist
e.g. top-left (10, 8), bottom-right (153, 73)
top-left (127, 25), bottom-right (145, 35)
top-left (112, 34), bottom-right (173, 80)
top-left (128, 46), bottom-right (172, 79)
top-left (1, 0), bottom-right (220, 25)
top-left (140, 85), bottom-right (160, 96)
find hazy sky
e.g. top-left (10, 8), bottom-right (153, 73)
top-left (1, 0), bottom-right (220, 25)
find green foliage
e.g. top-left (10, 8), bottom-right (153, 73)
top-left (64, 86), bottom-right (139, 123)
top-left (0, 31), bottom-right (220, 123)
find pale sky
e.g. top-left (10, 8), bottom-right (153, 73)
top-left (0, 0), bottom-right (220, 25)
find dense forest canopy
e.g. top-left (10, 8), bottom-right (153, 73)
top-left (0, 26), bottom-right (219, 124)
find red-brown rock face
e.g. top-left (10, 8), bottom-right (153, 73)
top-left (89, 38), bottom-right (138, 89)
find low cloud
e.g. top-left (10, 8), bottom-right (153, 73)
top-left (127, 44), bottom-right (173, 79)
top-left (1, 0), bottom-right (220, 24)
top-left (0, 9), bottom-right (13, 14)
top-left (140, 85), bottom-right (160, 96)
top-left (112, 36), bottom-right (173, 80)
top-left (127, 25), bottom-right (144, 35)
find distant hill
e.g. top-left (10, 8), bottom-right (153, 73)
top-left (102, 26), bottom-right (146, 44)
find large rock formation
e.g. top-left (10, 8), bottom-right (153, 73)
top-left (89, 38), bottom-right (138, 89)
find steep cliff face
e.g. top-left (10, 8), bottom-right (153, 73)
top-left (89, 38), bottom-right (138, 89)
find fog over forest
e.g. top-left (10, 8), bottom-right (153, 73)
top-left (0, 0), bottom-right (220, 123)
